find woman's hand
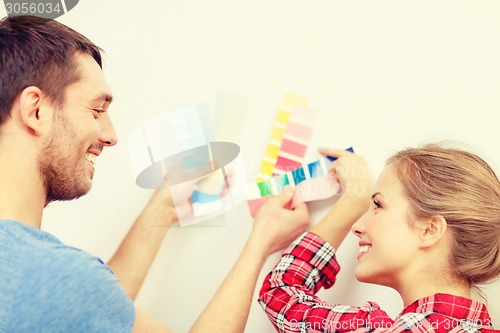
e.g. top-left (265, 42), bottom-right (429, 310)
top-left (310, 148), bottom-right (373, 249)
top-left (319, 148), bottom-right (373, 214)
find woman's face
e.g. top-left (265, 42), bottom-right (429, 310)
top-left (351, 164), bottom-right (422, 289)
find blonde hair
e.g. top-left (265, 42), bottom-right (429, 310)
top-left (387, 143), bottom-right (500, 288)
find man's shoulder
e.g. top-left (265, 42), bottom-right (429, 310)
top-left (0, 220), bottom-right (118, 288)
top-left (0, 220), bottom-right (135, 333)
top-left (0, 219), bottom-right (63, 248)
top-left (0, 219), bottom-right (94, 273)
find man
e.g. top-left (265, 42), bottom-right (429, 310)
top-left (0, 15), bottom-right (310, 332)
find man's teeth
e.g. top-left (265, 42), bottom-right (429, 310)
top-left (360, 245), bottom-right (371, 254)
top-left (85, 153), bottom-right (96, 165)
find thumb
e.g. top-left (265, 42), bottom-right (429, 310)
top-left (277, 186), bottom-right (294, 207)
top-left (293, 202), bottom-right (309, 214)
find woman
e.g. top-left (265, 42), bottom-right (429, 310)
top-left (258, 144), bottom-right (500, 332)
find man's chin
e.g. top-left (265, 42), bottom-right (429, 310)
top-left (45, 182), bottom-right (93, 204)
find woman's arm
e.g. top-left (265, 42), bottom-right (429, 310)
top-left (258, 148), bottom-right (376, 332)
top-left (311, 148), bottom-right (372, 249)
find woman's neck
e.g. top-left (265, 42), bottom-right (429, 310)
top-left (398, 277), bottom-right (471, 307)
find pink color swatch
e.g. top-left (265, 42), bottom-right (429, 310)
top-left (247, 176), bottom-right (341, 217)
top-left (275, 156), bottom-right (302, 172)
top-left (273, 105), bottom-right (318, 175)
top-left (280, 139), bottom-right (307, 158)
top-left (285, 122), bottom-right (313, 139)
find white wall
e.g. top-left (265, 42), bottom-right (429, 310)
top-left (3, 1), bottom-right (499, 332)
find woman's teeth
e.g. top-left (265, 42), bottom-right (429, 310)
top-left (360, 245), bottom-right (371, 254)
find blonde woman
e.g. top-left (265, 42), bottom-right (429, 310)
top-left (258, 144), bottom-right (500, 332)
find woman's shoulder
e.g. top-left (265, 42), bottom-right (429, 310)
top-left (396, 293), bottom-right (497, 332)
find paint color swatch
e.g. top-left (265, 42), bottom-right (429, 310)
top-left (191, 171), bottom-right (225, 217)
top-left (273, 105), bottom-right (319, 175)
top-left (247, 176), bottom-right (341, 217)
top-left (128, 103), bottom-right (246, 227)
top-left (247, 157), bottom-right (339, 217)
top-left (248, 158), bottom-right (329, 199)
top-left (191, 92), bottom-right (248, 217)
top-left (256, 93), bottom-right (309, 182)
top-left (247, 147), bottom-right (354, 217)
top-left (128, 104), bottom-right (209, 189)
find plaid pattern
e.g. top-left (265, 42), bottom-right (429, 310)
top-left (259, 232), bottom-right (498, 333)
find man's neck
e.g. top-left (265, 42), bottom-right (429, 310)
top-left (0, 151), bottom-right (46, 229)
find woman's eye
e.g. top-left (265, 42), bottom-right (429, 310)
top-left (92, 109), bottom-right (105, 118)
top-left (373, 200), bottom-right (382, 209)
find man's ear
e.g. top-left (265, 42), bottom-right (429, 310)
top-left (18, 86), bottom-right (50, 136)
top-left (417, 215), bottom-right (448, 249)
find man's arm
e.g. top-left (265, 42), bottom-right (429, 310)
top-left (189, 188), bottom-right (310, 333)
top-left (107, 177), bottom-right (308, 332)
top-left (132, 307), bottom-right (173, 333)
top-left (107, 184), bottom-right (179, 301)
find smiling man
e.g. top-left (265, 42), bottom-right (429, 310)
top-left (0, 15), bottom-right (314, 333)
top-left (0, 15), bottom-right (175, 332)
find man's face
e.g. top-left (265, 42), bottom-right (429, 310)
top-left (39, 53), bottom-right (117, 204)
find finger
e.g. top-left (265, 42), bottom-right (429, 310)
top-left (224, 166), bottom-right (235, 178)
top-left (318, 147), bottom-right (353, 159)
top-left (223, 171), bottom-right (234, 188)
top-left (328, 167), bottom-right (340, 182)
top-left (293, 202), bottom-right (309, 215)
top-left (176, 202), bottom-right (193, 220)
top-left (277, 186), bottom-right (295, 206)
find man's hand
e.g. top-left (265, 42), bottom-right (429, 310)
top-left (107, 172), bottom-right (199, 299)
top-left (150, 165), bottom-right (236, 225)
top-left (147, 177), bottom-right (197, 225)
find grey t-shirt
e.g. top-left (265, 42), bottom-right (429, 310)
top-left (0, 220), bottom-right (135, 333)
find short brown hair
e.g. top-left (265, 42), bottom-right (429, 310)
top-left (388, 143), bottom-right (500, 288)
top-left (0, 15), bottom-right (103, 124)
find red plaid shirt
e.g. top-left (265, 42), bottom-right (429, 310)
top-left (259, 232), bottom-right (498, 333)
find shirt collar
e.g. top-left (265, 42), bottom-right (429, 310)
top-left (402, 293), bottom-right (492, 323)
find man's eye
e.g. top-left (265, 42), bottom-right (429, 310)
top-left (93, 109), bottom-right (105, 114)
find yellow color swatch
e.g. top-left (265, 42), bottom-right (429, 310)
top-left (271, 127), bottom-right (285, 142)
top-left (281, 92), bottom-right (309, 108)
top-left (276, 110), bottom-right (290, 124)
top-left (265, 144), bottom-right (280, 160)
top-left (256, 92), bottom-right (309, 181)
top-left (259, 161), bottom-right (275, 177)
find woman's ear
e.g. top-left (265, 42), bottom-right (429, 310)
top-left (418, 215), bottom-right (448, 249)
top-left (18, 86), bottom-right (49, 136)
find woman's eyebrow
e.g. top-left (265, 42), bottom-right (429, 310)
top-left (90, 92), bottom-right (113, 104)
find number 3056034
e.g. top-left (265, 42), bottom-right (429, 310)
top-left (4, 1), bottom-right (80, 19)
